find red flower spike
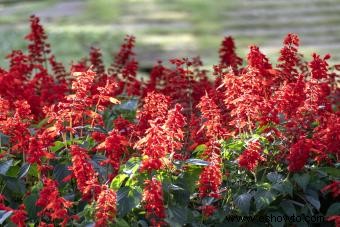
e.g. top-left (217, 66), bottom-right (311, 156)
top-left (143, 178), bottom-right (166, 226)
top-left (95, 185), bottom-right (117, 226)
top-left (238, 141), bottom-right (265, 171)
top-left (219, 36), bottom-right (242, 71)
top-left (36, 178), bottom-right (72, 227)
top-left (70, 145), bottom-right (101, 200)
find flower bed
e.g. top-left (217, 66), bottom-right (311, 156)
top-left (0, 15), bottom-right (339, 227)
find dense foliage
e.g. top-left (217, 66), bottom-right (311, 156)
top-left (0, 15), bottom-right (339, 227)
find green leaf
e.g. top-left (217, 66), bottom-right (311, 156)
top-left (166, 206), bottom-right (188, 226)
top-left (28, 164), bottom-right (38, 178)
top-left (122, 157), bottom-right (141, 175)
top-left (185, 159), bottom-right (209, 166)
top-left (178, 166), bottom-right (202, 193)
top-left (50, 141), bottom-right (65, 152)
top-left (305, 195), bottom-right (320, 210)
top-left (317, 167), bottom-right (340, 178)
top-left (267, 172), bottom-right (283, 183)
top-left (234, 193), bottom-right (252, 215)
top-left (53, 164), bottom-right (71, 185)
top-left (280, 200), bottom-right (296, 216)
top-left (193, 144), bottom-right (207, 156)
top-left (113, 218), bottom-right (130, 227)
top-left (254, 190), bottom-right (276, 211)
top-left (326, 203), bottom-right (340, 216)
top-left (272, 180), bottom-right (293, 196)
top-left (2, 176), bottom-right (25, 195)
top-left (0, 132), bottom-right (9, 146)
top-left (23, 192), bottom-right (40, 219)
top-left (110, 174), bottom-right (128, 190)
top-left (0, 159), bottom-right (13, 175)
top-left (117, 186), bottom-right (142, 217)
top-left (0, 210), bottom-right (13, 224)
top-left (17, 163), bottom-right (30, 179)
top-left (293, 173), bottom-right (310, 192)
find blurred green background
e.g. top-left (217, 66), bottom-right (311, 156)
top-left (0, 0), bottom-right (340, 69)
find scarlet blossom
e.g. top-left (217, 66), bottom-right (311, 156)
top-left (238, 141), bottom-right (265, 171)
top-left (136, 92), bottom-right (170, 135)
top-left (49, 55), bottom-right (68, 83)
top-left (197, 93), bottom-right (226, 139)
top-left (326, 215), bottom-right (340, 227)
top-left (309, 53), bottom-right (330, 80)
top-left (135, 119), bottom-right (168, 172)
top-left (36, 178), bottom-right (72, 227)
top-left (97, 129), bottom-right (128, 177)
top-left (69, 145), bottom-right (101, 200)
top-left (135, 104), bottom-right (186, 172)
top-left (143, 178), bottom-right (166, 226)
top-left (287, 137), bottom-right (313, 172)
top-left (277, 33), bottom-right (300, 83)
top-left (90, 47), bottom-right (105, 76)
top-left (10, 204), bottom-right (27, 227)
top-left (200, 205), bottom-right (217, 217)
top-left (25, 15), bottom-right (50, 65)
top-left (198, 150), bottom-right (222, 199)
top-left (95, 185), bottom-right (117, 226)
top-left (321, 181), bottom-right (340, 198)
top-left (219, 36), bottom-right (242, 71)
top-left (109, 35), bottom-right (136, 76)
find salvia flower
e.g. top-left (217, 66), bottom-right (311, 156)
top-left (69, 145), bottom-right (101, 200)
top-left (238, 141), bottom-right (265, 171)
top-left (95, 185), bottom-right (117, 226)
top-left (36, 178), bottom-right (72, 227)
top-left (143, 178), bottom-right (166, 226)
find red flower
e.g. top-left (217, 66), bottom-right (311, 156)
top-left (97, 129), bottom-right (128, 178)
top-left (321, 181), bottom-right (340, 199)
top-left (25, 15), bottom-right (50, 65)
top-left (309, 53), bottom-right (330, 80)
top-left (219, 36), bottom-right (242, 71)
top-left (326, 215), bottom-right (340, 227)
top-left (95, 185), bottom-right (117, 227)
top-left (238, 141), bottom-right (265, 171)
top-left (69, 145), bottom-right (101, 200)
top-left (277, 33), bottom-right (300, 82)
top-left (198, 150), bottom-right (222, 199)
top-left (287, 137), bottom-right (313, 172)
top-left (197, 93), bottom-right (226, 139)
top-left (36, 178), bottom-right (72, 227)
top-left (201, 205), bottom-right (217, 217)
top-left (10, 204), bottom-right (27, 227)
top-left (90, 47), bottom-right (105, 76)
top-left (143, 178), bottom-right (166, 226)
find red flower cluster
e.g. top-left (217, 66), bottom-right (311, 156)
top-left (143, 178), bottom-right (166, 226)
top-left (69, 145), bottom-right (101, 200)
top-left (238, 141), bottom-right (265, 171)
top-left (95, 185), bottom-right (117, 226)
top-left (0, 16), bottom-right (338, 226)
top-left (36, 178), bottom-right (73, 227)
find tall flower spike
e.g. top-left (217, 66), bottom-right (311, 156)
top-left (36, 178), bottom-right (72, 227)
top-left (287, 137), bottom-right (313, 172)
top-left (197, 93), bottom-right (226, 140)
top-left (238, 141), bottom-right (265, 171)
top-left (69, 145), bottom-right (101, 200)
top-left (277, 33), bottom-right (300, 82)
top-left (25, 15), bottom-right (50, 65)
top-left (95, 185), bottom-right (117, 227)
top-left (309, 53), bottom-right (330, 80)
top-left (219, 36), bottom-right (242, 70)
top-left (143, 178), bottom-right (166, 226)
